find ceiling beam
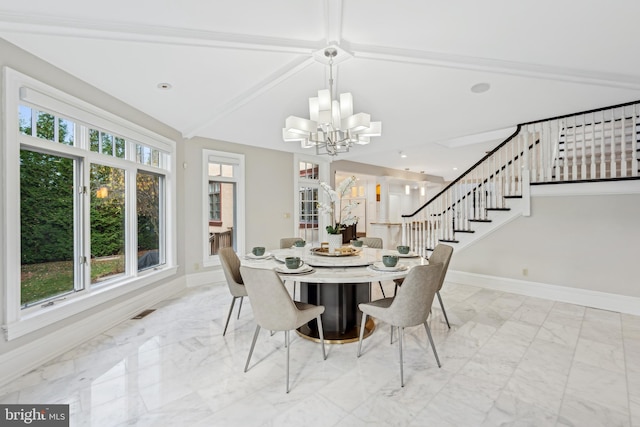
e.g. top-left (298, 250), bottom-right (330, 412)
top-left (347, 42), bottom-right (640, 90)
top-left (323, 0), bottom-right (343, 45)
top-left (3, 11), bottom-right (639, 90)
top-left (182, 55), bottom-right (317, 138)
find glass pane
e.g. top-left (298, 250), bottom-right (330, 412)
top-left (137, 172), bottom-right (162, 271)
top-left (137, 145), bottom-right (152, 165)
top-left (151, 149), bottom-right (159, 166)
top-left (115, 137), bottom-right (126, 159)
top-left (90, 164), bottom-right (126, 283)
top-left (101, 133), bottom-right (113, 156)
top-left (36, 111), bottom-right (55, 141)
top-left (58, 118), bottom-right (75, 145)
top-left (208, 181), bottom-right (235, 255)
top-left (221, 164), bottom-right (234, 178)
top-left (208, 163), bottom-right (221, 177)
top-left (20, 150), bottom-right (76, 306)
top-left (89, 129), bottom-right (100, 152)
top-left (298, 186), bottom-right (319, 243)
top-left (19, 105), bottom-right (32, 135)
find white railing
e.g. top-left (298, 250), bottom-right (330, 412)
top-left (403, 101), bottom-right (640, 256)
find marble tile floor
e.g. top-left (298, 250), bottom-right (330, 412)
top-left (1, 279), bottom-right (639, 427)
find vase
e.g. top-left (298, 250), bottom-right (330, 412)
top-left (327, 234), bottom-right (342, 253)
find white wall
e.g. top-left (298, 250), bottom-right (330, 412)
top-left (0, 38), bottom-right (187, 385)
top-left (450, 189), bottom-right (640, 298)
top-left (182, 137), bottom-right (296, 275)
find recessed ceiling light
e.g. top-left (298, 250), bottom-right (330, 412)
top-left (157, 82), bottom-right (172, 90)
top-left (470, 82), bottom-right (490, 94)
top-left (453, 167), bottom-right (458, 171)
top-left (399, 151), bottom-right (407, 158)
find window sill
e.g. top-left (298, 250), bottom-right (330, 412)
top-left (2, 266), bottom-right (178, 341)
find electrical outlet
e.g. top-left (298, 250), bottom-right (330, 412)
top-left (522, 268), bottom-right (528, 277)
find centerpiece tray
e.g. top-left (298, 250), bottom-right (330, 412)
top-left (311, 247), bottom-right (361, 257)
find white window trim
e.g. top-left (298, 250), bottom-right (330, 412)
top-left (2, 67), bottom-right (177, 340)
top-left (202, 149), bottom-right (245, 267)
top-left (293, 154), bottom-right (329, 242)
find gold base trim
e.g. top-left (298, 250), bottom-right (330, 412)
top-left (296, 318), bottom-right (375, 344)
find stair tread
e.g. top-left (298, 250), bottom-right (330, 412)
top-left (469, 219), bottom-right (492, 222)
top-left (453, 229), bottom-right (475, 233)
top-left (439, 239), bottom-right (459, 243)
top-left (487, 207), bottom-right (511, 211)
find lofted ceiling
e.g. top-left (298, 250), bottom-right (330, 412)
top-left (2, 0), bottom-right (640, 180)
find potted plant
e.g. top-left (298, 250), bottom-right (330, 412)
top-left (318, 176), bottom-right (359, 251)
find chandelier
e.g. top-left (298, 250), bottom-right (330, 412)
top-left (282, 47), bottom-right (382, 156)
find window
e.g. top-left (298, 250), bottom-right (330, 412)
top-left (294, 157), bottom-right (328, 243)
top-left (3, 68), bottom-right (176, 339)
top-left (208, 182), bottom-right (221, 223)
top-left (203, 150), bottom-right (244, 265)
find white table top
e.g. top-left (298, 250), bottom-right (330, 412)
top-left (241, 247), bottom-right (427, 283)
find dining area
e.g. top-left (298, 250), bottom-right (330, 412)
top-left (219, 237), bottom-right (454, 392)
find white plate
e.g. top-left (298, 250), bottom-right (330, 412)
top-left (396, 251), bottom-right (419, 258)
top-left (246, 252), bottom-right (272, 260)
top-left (275, 265), bottom-right (314, 274)
top-left (369, 262), bottom-right (408, 272)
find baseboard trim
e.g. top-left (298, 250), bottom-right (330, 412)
top-left (447, 270), bottom-right (640, 315)
top-left (0, 276), bottom-right (186, 387)
top-left (186, 269), bottom-right (224, 287)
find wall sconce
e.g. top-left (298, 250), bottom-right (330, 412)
top-left (96, 186), bottom-right (109, 199)
top-left (405, 185), bottom-right (410, 195)
top-left (351, 186), bottom-right (358, 197)
top-left (358, 185), bottom-right (365, 197)
top-left (376, 184), bottom-right (380, 201)
top-left (420, 186), bottom-right (425, 196)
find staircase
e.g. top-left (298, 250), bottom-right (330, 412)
top-left (402, 100), bottom-right (640, 256)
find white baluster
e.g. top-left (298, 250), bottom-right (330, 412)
top-left (600, 110), bottom-right (607, 179)
top-left (590, 112), bottom-right (597, 179)
top-left (621, 111), bottom-right (627, 178)
top-left (580, 114), bottom-right (587, 180)
top-left (610, 108), bottom-right (617, 178)
top-left (633, 104), bottom-right (638, 177)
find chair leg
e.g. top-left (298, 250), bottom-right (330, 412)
top-left (244, 325), bottom-right (261, 372)
top-left (398, 326), bottom-right (404, 387)
top-left (357, 314), bottom-right (367, 357)
top-left (293, 281), bottom-right (297, 301)
top-left (378, 282), bottom-right (386, 298)
top-left (223, 297), bottom-right (237, 336)
top-left (237, 296), bottom-right (244, 320)
top-left (390, 325), bottom-right (394, 344)
top-left (437, 291), bottom-right (451, 329)
top-left (317, 315), bottom-right (327, 360)
top-left (285, 330), bottom-right (290, 393)
top-left (423, 322), bottom-right (442, 368)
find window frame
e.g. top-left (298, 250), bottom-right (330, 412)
top-left (2, 67), bottom-right (177, 340)
top-left (293, 154), bottom-right (329, 243)
top-left (202, 149), bottom-right (245, 267)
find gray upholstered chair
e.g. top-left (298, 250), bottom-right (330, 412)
top-left (357, 263), bottom-right (443, 387)
top-left (394, 243), bottom-right (454, 328)
top-left (240, 266), bottom-right (327, 393)
top-left (358, 237), bottom-right (388, 298)
top-left (219, 247), bottom-right (248, 336)
top-left (280, 237), bottom-right (303, 248)
top-left (280, 237), bottom-right (303, 300)
top-left (427, 244), bottom-right (454, 328)
top-left (359, 236), bottom-right (383, 249)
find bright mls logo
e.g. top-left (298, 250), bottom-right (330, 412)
top-left (1, 405), bottom-right (69, 426)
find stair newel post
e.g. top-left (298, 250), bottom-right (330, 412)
top-left (590, 112), bottom-right (597, 179)
top-left (401, 220), bottom-right (407, 247)
top-left (632, 104), bottom-right (638, 178)
top-left (620, 110), bottom-right (627, 178)
top-left (540, 121), bottom-right (547, 182)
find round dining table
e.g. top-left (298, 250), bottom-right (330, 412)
top-left (241, 246), bottom-right (427, 343)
